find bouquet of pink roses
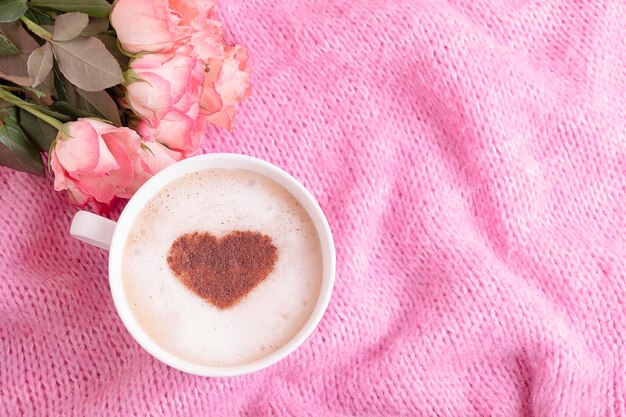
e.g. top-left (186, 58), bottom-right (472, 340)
top-left (0, 0), bottom-right (250, 212)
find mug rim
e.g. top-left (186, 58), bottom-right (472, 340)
top-left (108, 153), bottom-right (336, 377)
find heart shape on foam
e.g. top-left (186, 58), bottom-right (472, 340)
top-left (167, 231), bottom-right (278, 309)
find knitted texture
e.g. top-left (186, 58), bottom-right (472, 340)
top-left (1, 0), bottom-right (626, 415)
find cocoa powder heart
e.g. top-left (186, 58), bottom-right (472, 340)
top-left (167, 231), bottom-right (278, 309)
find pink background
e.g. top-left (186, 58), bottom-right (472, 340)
top-left (2, 0), bottom-right (626, 415)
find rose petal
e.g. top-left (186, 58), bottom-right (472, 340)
top-left (200, 82), bottom-right (223, 114)
top-left (126, 141), bottom-right (183, 193)
top-left (187, 24), bottom-right (223, 60)
top-left (67, 186), bottom-right (91, 206)
top-left (127, 72), bottom-right (173, 119)
top-left (75, 174), bottom-right (120, 203)
top-left (141, 141), bottom-right (183, 174)
top-left (215, 46), bottom-right (251, 105)
top-left (92, 136), bottom-right (120, 176)
top-left (156, 54), bottom-right (197, 105)
top-left (206, 106), bottom-right (236, 130)
top-left (54, 121), bottom-right (101, 175)
top-left (188, 118), bottom-right (208, 152)
top-left (153, 109), bottom-right (194, 152)
top-left (99, 129), bottom-right (142, 198)
top-left (111, 0), bottom-right (177, 54)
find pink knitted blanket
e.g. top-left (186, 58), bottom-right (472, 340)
top-left (2, 0), bottom-right (626, 415)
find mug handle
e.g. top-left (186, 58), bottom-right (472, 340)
top-left (70, 211), bottom-right (116, 251)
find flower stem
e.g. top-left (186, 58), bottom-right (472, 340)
top-left (0, 87), bottom-right (63, 130)
top-left (19, 15), bottom-right (52, 40)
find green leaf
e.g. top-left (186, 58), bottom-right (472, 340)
top-left (28, 0), bottom-right (112, 18)
top-left (0, 22), bottom-right (38, 52)
top-left (97, 34), bottom-right (129, 70)
top-left (0, 33), bottom-right (19, 57)
top-left (34, 105), bottom-right (72, 122)
top-left (81, 17), bottom-right (109, 37)
top-left (52, 67), bottom-right (68, 101)
top-left (51, 36), bottom-right (123, 91)
top-left (0, 0), bottom-right (27, 23)
top-left (107, 85), bottom-right (125, 98)
top-left (27, 42), bottom-right (53, 87)
top-left (53, 12), bottom-right (89, 41)
top-left (0, 22), bottom-right (38, 85)
top-left (0, 139), bottom-right (44, 175)
top-left (35, 71), bottom-right (55, 101)
top-left (23, 9), bottom-right (54, 25)
top-left (0, 107), bottom-right (44, 176)
top-left (52, 66), bottom-right (119, 125)
top-left (17, 107), bottom-right (58, 151)
top-left (50, 100), bottom-right (98, 119)
top-left (22, 85), bottom-right (51, 104)
top-left (74, 88), bottom-right (121, 126)
top-left (0, 72), bottom-right (32, 85)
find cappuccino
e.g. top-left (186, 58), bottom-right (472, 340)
top-left (121, 168), bottom-right (323, 367)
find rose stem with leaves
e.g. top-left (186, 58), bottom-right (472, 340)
top-left (0, 88), bottom-right (63, 130)
top-left (3, 16), bottom-right (59, 129)
top-left (19, 14), bottom-right (52, 40)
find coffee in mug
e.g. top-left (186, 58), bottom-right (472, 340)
top-left (121, 168), bottom-right (323, 367)
top-left (70, 153), bottom-right (335, 376)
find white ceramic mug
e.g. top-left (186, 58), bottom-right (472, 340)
top-left (70, 153), bottom-right (336, 377)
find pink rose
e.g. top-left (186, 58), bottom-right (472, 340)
top-left (139, 140), bottom-right (182, 174)
top-left (127, 140), bottom-right (183, 192)
top-left (127, 52), bottom-right (206, 154)
top-left (137, 116), bottom-right (207, 157)
top-left (111, 0), bottom-right (223, 59)
top-left (50, 119), bottom-right (142, 211)
top-left (200, 45), bottom-right (251, 130)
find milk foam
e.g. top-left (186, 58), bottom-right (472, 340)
top-left (121, 169), bottom-right (323, 367)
